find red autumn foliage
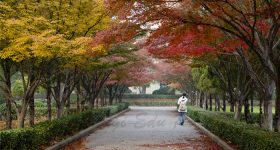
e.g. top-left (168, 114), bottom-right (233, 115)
top-left (105, 0), bottom-right (279, 59)
top-left (91, 22), bottom-right (139, 47)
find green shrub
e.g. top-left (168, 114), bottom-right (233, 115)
top-left (109, 106), bottom-right (119, 116)
top-left (34, 100), bottom-right (46, 108)
top-left (0, 103), bottom-right (129, 150)
top-left (0, 128), bottom-right (39, 150)
top-left (152, 87), bottom-right (175, 95)
top-left (0, 103), bottom-right (17, 120)
top-left (123, 94), bottom-right (178, 99)
top-left (188, 107), bottom-right (280, 150)
top-left (128, 101), bottom-right (176, 106)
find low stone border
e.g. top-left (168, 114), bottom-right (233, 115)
top-left (46, 108), bottom-right (130, 150)
top-left (186, 116), bottom-right (235, 150)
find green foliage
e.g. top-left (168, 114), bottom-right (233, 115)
top-left (34, 100), bottom-right (45, 108)
top-left (128, 101), bottom-right (177, 106)
top-left (152, 86), bottom-right (175, 95)
top-left (0, 103), bottom-right (17, 120)
top-left (11, 79), bottom-right (24, 97)
top-left (123, 94), bottom-right (178, 99)
top-left (0, 128), bottom-right (38, 150)
top-left (107, 102), bottom-right (129, 116)
top-left (191, 66), bottom-right (220, 94)
top-left (188, 107), bottom-right (280, 150)
top-left (0, 103), bottom-right (129, 150)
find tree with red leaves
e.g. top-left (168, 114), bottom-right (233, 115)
top-left (106, 0), bottom-right (280, 131)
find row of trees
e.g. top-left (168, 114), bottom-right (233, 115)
top-left (0, 0), bottom-right (154, 129)
top-left (106, 0), bottom-right (280, 132)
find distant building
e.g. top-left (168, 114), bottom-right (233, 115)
top-left (129, 81), bottom-right (182, 95)
top-left (129, 81), bottom-right (160, 94)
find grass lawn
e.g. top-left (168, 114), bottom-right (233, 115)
top-left (223, 105), bottom-right (276, 113)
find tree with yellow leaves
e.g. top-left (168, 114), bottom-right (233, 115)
top-left (0, 0), bottom-right (110, 128)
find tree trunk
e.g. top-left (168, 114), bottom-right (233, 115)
top-left (234, 100), bottom-right (242, 120)
top-left (259, 95), bottom-right (263, 127)
top-left (5, 98), bottom-right (12, 129)
top-left (195, 91), bottom-right (199, 107)
top-left (199, 92), bottom-right (204, 108)
top-left (216, 95), bottom-right (221, 111)
top-left (76, 84), bottom-right (82, 112)
top-left (103, 88), bottom-right (107, 106)
top-left (28, 94), bottom-right (35, 127)
top-left (18, 101), bottom-right (28, 128)
top-left (142, 85), bottom-right (146, 94)
top-left (275, 81), bottom-right (280, 132)
top-left (56, 102), bottom-right (64, 118)
top-left (81, 101), bottom-right (85, 111)
top-left (263, 98), bottom-right (273, 130)
top-left (108, 86), bottom-right (114, 105)
top-left (244, 98), bottom-right (251, 123)
top-left (2, 62), bottom-right (12, 129)
top-left (251, 94), bottom-right (254, 113)
top-left (46, 88), bottom-right (52, 120)
top-left (205, 92), bottom-right (208, 110)
top-left (223, 94), bottom-right (226, 112)
top-left (66, 97), bottom-right (70, 114)
top-left (96, 95), bottom-right (99, 108)
top-left (28, 70), bottom-right (36, 127)
top-left (76, 91), bottom-right (80, 112)
top-left (214, 95), bottom-right (217, 111)
top-left (18, 80), bottom-right (40, 128)
top-left (230, 101), bottom-right (234, 112)
top-left (209, 94), bottom-right (212, 111)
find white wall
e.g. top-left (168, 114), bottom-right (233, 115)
top-left (129, 81), bottom-right (160, 94)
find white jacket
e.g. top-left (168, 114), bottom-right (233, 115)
top-left (177, 96), bottom-right (188, 112)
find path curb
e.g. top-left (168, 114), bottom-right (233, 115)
top-left (46, 108), bottom-right (130, 150)
top-left (186, 116), bottom-right (235, 150)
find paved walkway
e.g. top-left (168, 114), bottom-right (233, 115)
top-left (64, 107), bottom-right (223, 150)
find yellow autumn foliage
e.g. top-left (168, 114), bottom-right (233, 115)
top-left (0, 0), bottom-right (112, 67)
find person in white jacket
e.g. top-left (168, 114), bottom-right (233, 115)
top-left (177, 93), bottom-right (188, 125)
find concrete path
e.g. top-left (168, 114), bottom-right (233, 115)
top-left (64, 107), bottom-right (223, 150)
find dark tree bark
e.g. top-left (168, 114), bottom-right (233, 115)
top-left (244, 97), bottom-right (251, 123)
top-left (107, 85), bottom-right (114, 105)
top-left (275, 78), bottom-right (280, 132)
top-left (46, 87), bottom-right (52, 120)
top-left (259, 94), bottom-right (263, 128)
top-left (28, 94), bottom-right (35, 127)
top-left (222, 94), bottom-right (226, 112)
top-left (1, 61), bottom-right (13, 129)
top-left (251, 93), bottom-right (254, 113)
top-left (66, 97), bottom-right (71, 114)
top-left (230, 101), bottom-right (235, 112)
top-left (199, 91), bottom-right (204, 108)
top-left (18, 83), bottom-right (39, 128)
top-left (28, 70), bottom-right (35, 127)
top-left (216, 95), bottom-right (221, 111)
top-left (205, 92), bottom-right (208, 110)
top-left (81, 70), bottom-right (111, 108)
top-left (17, 65), bottom-right (41, 128)
top-left (76, 91), bottom-right (80, 112)
top-left (209, 94), bottom-right (212, 111)
top-left (52, 69), bottom-right (77, 118)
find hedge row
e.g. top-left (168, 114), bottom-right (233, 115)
top-left (122, 94), bottom-right (178, 99)
top-left (127, 101), bottom-right (176, 106)
top-left (188, 107), bottom-right (280, 150)
top-left (0, 102), bottom-right (129, 150)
